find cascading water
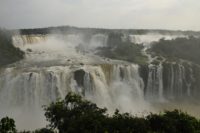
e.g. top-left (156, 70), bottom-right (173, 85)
top-left (0, 34), bottom-right (150, 130)
top-left (145, 63), bottom-right (165, 102)
top-left (0, 64), bottom-right (148, 129)
top-left (0, 33), bottom-right (199, 130)
top-left (130, 34), bottom-right (195, 102)
top-left (162, 62), bottom-right (195, 100)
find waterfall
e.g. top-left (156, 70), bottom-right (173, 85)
top-left (0, 33), bottom-right (198, 130)
top-left (145, 63), bottom-right (165, 102)
top-left (129, 34), bottom-right (195, 102)
top-left (162, 63), bottom-right (195, 100)
top-left (0, 63), bottom-right (149, 130)
top-left (144, 61), bottom-right (195, 102)
top-left (10, 33), bottom-right (197, 105)
top-left (12, 35), bottom-right (46, 47)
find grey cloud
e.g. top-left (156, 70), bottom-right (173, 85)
top-left (0, 0), bottom-right (200, 30)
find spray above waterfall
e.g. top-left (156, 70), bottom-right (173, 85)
top-left (12, 33), bottom-right (109, 66)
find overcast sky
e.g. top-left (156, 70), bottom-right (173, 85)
top-left (0, 0), bottom-right (200, 30)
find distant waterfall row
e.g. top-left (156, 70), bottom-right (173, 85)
top-left (142, 62), bottom-right (197, 102)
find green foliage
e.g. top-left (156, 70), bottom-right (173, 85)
top-left (19, 128), bottom-right (54, 133)
top-left (147, 110), bottom-right (200, 133)
top-left (44, 92), bottom-right (200, 133)
top-left (33, 128), bottom-right (54, 133)
top-left (0, 117), bottom-right (17, 133)
top-left (2, 93), bottom-right (200, 133)
top-left (97, 32), bottom-right (148, 64)
top-left (106, 109), bottom-right (150, 133)
top-left (44, 92), bottom-right (107, 133)
top-left (0, 29), bottom-right (24, 66)
top-left (150, 36), bottom-right (200, 65)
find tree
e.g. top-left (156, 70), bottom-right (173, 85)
top-left (0, 117), bottom-right (17, 133)
top-left (44, 92), bottom-right (200, 133)
top-left (44, 92), bottom-right (107, 133)
top-left (34, 128), bottom-right (54, 133)
top-left (106, 109), bottom-right (150, 133)
top-left (147, 110), bottom-right (200, 133)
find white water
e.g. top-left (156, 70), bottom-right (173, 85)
top-left (0, 64), bottom-right (149, 130)
top-left (0, 33), bottom-right (198, 130)
top-left (0, 34), bottom-right (150, 130)
top-left (130, 34), bottom-right (190, 102)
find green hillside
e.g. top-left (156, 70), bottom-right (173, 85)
top-left (0, 29), bottom-right (24, 66)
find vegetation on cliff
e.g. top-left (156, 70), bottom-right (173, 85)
top-left (149, 36), bottom-right (200, 65)
top-left (0, 29), bottom-right (24, 66)
top-left (97, 32), bottom-right (148, 64)
top-left (19, 26), bottom-right (200, 36)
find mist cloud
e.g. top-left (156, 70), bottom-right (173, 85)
top-left (0, 0), bottom-right (200, 30)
